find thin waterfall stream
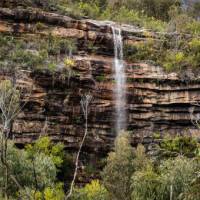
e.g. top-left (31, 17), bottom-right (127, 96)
top-left (112, 26), bottom-right (127, 134)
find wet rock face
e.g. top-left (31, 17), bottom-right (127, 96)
top-left (0, 8), bottom-right (200, 154)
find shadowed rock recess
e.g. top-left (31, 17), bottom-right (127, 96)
top-left (0, 7), bottom-right (200, 154)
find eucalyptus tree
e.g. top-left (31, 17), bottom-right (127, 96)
top-left (102, 132), bottom-right (135, 200)
top-left (0, 80), bottom-right (21, 199)
top-left (66, 94), bottom-right (92, 199)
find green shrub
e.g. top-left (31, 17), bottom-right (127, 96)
top-left (78, 1), bottom-right (101, 19)
top-left (35, 22), bottom-right (47, 31)
top-left (96, 75), bottom-right (106, 82)
top-left (102, 132), bottom-right (135, 200)
top-left (158, 157), bottom-right (197, 200)
top-left (124, 39), bottom-right (160, 63)
top-left (19, 183), bottom-right (65, 200)
top-left (0, 140), bottom-right (58, 197)
top-left (64, 58), bottom-right (76, 68)
top-left (110, 7), bottom-right (141, 25)
top-left (26, 136), bottom-right (64, 168)
top-left (100, 6), bottom-right (166, 32)
top-left (131, 156), bottom-right (198, 200)
top-left (47, 35), bottom-right (77, 56)
top-left (185, 20), bottom-right (200, 35)
top-left (59, 38), bottom-right (77, 55)
top-left (48, 62), bottom-right (57, 72)
top-left (43, 184), bottom-right (65, 200)
top-left (131, 165), bottom-right (160, 200)
top-left (181, 171), bottom-right (200, 200)
top-left (72, 180), bottom-right (109, 200)
top-left (12, 49), bottom-right (47, 69)
top-left (160, 135), bottom-right (199, 157)
top-left (133, 144), bottom-right (152, 171)
top-left (163, 51), bottom-right (186, 72)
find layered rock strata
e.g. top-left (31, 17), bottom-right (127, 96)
top-left (0, 7), bottom-right (200, 155)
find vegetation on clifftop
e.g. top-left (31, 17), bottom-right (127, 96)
top-left (0, 34), bottom-right (77, 76)
top-left (58, 0), bottom-right (200, 74)
top-left (1, 0), bottom-right (200, 73)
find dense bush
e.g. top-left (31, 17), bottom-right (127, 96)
top-left (68, 133), bottom-right (200, 200)
top-left (0, 137), bottom-right (64, 199)
top-left (0, 34), bottom-right (77, 73)
top-left (160, 135), bottom-right (199, 157)
top-left (0, 130), bottom-right (199, 200)
top-left (101, 132), bottom-right (200, 200)
top-left (102, 132), bottom-right (135, 200)
top-left (71, 180), bottom-right (109, 200)
top-left (131, 156), bottom-right (198, 200)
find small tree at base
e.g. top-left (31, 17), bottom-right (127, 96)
top-left (102, 131), bottom-right (134, 200)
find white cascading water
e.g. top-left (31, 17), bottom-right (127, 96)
top-left (112, 26), bottom-right (126, 134)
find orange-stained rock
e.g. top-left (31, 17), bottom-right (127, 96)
top-left (0, 7), bottom-right (200, 154)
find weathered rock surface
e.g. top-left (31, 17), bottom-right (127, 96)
top-left (0, 7), bottom-right (200, 155)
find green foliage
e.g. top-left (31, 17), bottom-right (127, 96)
top-left (102, 132), bottom-right (134, 200)
top-left (47, 35), bottom-right (77, 56)
top-left (163, 51), bottom-right (186, 72)
top-left (0, 35), bottom-right (46, 70)
top-left (131, 156), bottom-right (198, 200)
top-left (0, 34), bottom-right (77, 71)
top-left (131, 145), bottom-right (159, 200)
top-left (26, 136), bottom-right (64, 167)
top-left (131, 165), bottom-right (160, 200)
top-left (35, 22), bottom-right (47, 31)
top-left (101, 135), bottom-right (200, 200)
top-left (72, 180), bottom-right (109, 200)
top-left (101, 0), bottom-right (180, 24)
top-left (78, 1), bottom-right (101, 19)
top-left (95, 75), bottom-right (106, 82)
top-left (158, 157), bottom-right (197, 200)
top-left (0, 141), bottom-right (57, 197)
top-left (160, 135), bottom-right (199, 157)
top-left (19, 183), bottom-right (65, 200)
top-left (181, 171), bottom-right (200, 200)
top-left (100, 6), bottom-right (166, 32)
top-left (0, 136), bottom-right (65, 198)
top-left (153, 132), bottom-right (161, 139)
top-left (124, 32), bottom-right (200, 73)
top-left (48, 62), bottom-right (57, 72)
top-left (124, 39), bottom-right (156, 63)
top-left (185, 20), bottom-right (200, 35)
top-left (64, 58), bottom-right (76, 68)
top-left (0, 80), bottom-right (20, 124)
top-left (12, 49), bottom-right (48, 69)
top-left (133, 144), bottom-right (152, 171)
top-left (43, 183), bottom-right (65, 200)
top-left (122, 0), bottom-right (181, 21)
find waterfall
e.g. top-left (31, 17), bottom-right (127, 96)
top-left (112, 26), bottom-right (126, 134)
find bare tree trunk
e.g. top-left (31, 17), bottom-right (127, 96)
top-left (2, 128), bottom-right (10, 200)
top-left (66, 94), bottom-right (92, 199)
top-left (0, 79), bottom-right (31, 199)
top-left (170, 185), bottom-right (173, 200)
top-left (32, 158), bottom-right (39, 199)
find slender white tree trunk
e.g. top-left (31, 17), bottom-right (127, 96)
top-left (66, 94), bottom-right (92, 199)
top-left (170, 185), bottom-right (173, 200)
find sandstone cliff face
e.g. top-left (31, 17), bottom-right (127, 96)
top-left (0, 7), bottom-right (200, 155)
